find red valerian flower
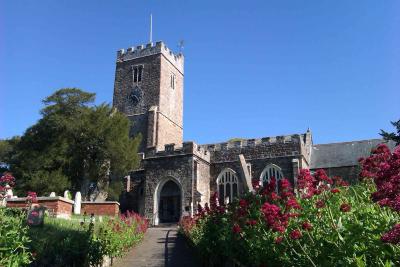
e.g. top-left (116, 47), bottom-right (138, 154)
top-left (290, 229), bottom-right (302, 240)
top-left (301, 221), bottom-right (313, 231)
top-left (270, 192), bottom-right (281, 201)
top-left (381, 224), bottom-right (400, 245)
top-left (286, 198), bottom-right (301, 210)
top-left (330, 188), bottom-right (340, 194)
top-left (340, 203), bottom-right (351, 212)
top-left (233, 224), bottom-right (242, 234)
top-left (239, 199), bottom-right (248, 208)
top-left (279, 178), bottom-right (291, 190)
top-left (359, 144), bottom-right (400, 212)
top-left (315, 200), bottom-right (325, 209)
top-left (275, 236), bottom-right (284, 244)
top-left (27, 191), bottom-right (38, 203)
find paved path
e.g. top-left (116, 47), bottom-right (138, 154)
top-left (113, 225), bottom-right (200, 267)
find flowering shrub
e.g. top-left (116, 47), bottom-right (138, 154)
top-left (359, 144), bottom-right (400, 245)
top-left (0, 172), bottom-right (15, 201)
top-left (29, 211), bottom-right (148, 266)
top-left (180, 170), bottom-right (400, 266)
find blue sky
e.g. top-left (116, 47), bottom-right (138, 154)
top-left (1, 1), bottom-right (399, 144)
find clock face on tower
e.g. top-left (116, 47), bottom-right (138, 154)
top-left (128, 86), bottom-right (143, 107)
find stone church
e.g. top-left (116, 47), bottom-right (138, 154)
top-left (113, 40), bottom-right (392, 225)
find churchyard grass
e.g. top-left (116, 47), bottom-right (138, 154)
top-left (0, 209), bottom-right (148, 267)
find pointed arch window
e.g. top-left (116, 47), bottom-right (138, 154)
top-left (260, 164), bottom-right (284, 190)
top-left (217, 168), bottom-right (239, 204)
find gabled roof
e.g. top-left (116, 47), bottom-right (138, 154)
top-left (310, 139), bottom-right (396, 169)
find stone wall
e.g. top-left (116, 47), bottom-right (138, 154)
top-left (81, 202), bottom-right (120, 216)
top-left (312, 165), bottom-right (361, 184)
top-left (143, 153), bottom-right (194, 224)
top-left (6, 197), bottom-right (73, 218)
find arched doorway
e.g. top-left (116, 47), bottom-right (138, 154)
top-left (158, 180), bottom-right (181, 223)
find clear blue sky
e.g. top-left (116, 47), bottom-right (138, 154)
top-left (1, 1), bottom-right (399, 144)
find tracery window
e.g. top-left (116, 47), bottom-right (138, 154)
top-left (217, 168), bottom-right (239, 204)
top-left (260, 164), bottom-right (284, 190)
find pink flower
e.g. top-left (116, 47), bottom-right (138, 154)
top-left (233, 224), bottom-right (242, 234)
top-left (315, 200), bottom-right (325, 209)
top-left (290, 229), bottom-right (302, 240)
top-left (340, 203), bottom-right (351, 212)
top-left (301, 221), bottom-right (313, 231)
top-left (239, 199), bottom-right (248, 208)
top-left (275, 236), bottom-right (283, 244)
top-left (381, 224), bottom-right (400, 244)
top-left (286, 198), bottom-right (301, 210)
top-left (331, 188), bottom-right (340, 194)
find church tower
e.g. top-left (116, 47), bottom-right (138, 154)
top-left (112, 41), bottom-right (184, 152)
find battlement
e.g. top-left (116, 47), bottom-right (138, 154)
top-left (116, 41), bottom-right (184, 74)
top-left (145, 141), bottom-right (210, 162)
top-left (199, 134), bottom-right (307, 152)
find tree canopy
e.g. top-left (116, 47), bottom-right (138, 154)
top-left (380, 119), bottom-right (400, 145)
top-left (9, 88), bottom-right (140, 198)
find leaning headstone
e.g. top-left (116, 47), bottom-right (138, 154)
top-left (27, 206), bottom-right (46, 226)
top-left (74, 191), bottom-right (81, 215)
top-left (64, 190), bottom-right (71, 199)
top-left (49, 192), bottom-right (56, 197)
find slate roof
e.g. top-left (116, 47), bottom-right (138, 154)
top-left (310, 139), bottom-right (396, 169)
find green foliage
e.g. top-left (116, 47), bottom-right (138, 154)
top-left (183, 183), bottom-right (400, 266)
top-left (0, 137), bottom-right (20, 173)
top-left (10, 88), bottom-right (140, 197)
top-left (107, 180), bottom-right (123, 201)
top-left (380, 119), bottom-right (400, 145)
top-left (0, 208), bottom-right (32, 267)
top-left (29, 212), bottom-right (147, 267)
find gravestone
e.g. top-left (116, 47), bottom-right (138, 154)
top-left (74, 191), bottom-right (81, 215)
top-left (5, 185), bottom-right (13, 198)
top-left (49, 192), bottom-right (56, 197)
top-left (64, 190), bottom-right (71, 199)
top-left (27, 206), bottom-right (46, 226)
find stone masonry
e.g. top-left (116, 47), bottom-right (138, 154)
top-left (113, 40), bottom-right (394, 225)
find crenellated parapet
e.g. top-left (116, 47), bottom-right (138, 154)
top-left (200, 134), bottom-right (303, 152)
top-left (116, 41), bottom-right (184, 74)
top-left (144, 141), bottom-right (210, 162)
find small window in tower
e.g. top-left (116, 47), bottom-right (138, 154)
top-left (133, 67), bottom-right (138, 83)
top-left (138, 65), bottom-right (143, 82)
top-left (132, 65), bottom-right (143, 83)
top-left (170, 73), bottom-right (176, 89)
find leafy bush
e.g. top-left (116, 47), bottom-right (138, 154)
top-left (0, 208), bottom-right (32, 267)
top-left (29, 211), bottom-right (148, 267)
top-left (181, 170), bottom-right (400, 267)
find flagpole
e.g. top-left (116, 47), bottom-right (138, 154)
top-left (150, 14), bottom-right (153, 43)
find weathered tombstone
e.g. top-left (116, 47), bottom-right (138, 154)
top-left (74, 191), bottom-right (81, 215)
top-left (64, 190), bottom-right (71, 199)
top-left (27, 206), bottom-right (46, 226)
top-left (49, 192), bottom-right (56, 197)
top-left (5, 185), bottom-right (13, 198)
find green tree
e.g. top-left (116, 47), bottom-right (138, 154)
top-left (380, 119), bottom-right (400, 145)
top-left (11, 88), bottom-right (140, 198)
top-left (0, 137), bottom-right (20, 173)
